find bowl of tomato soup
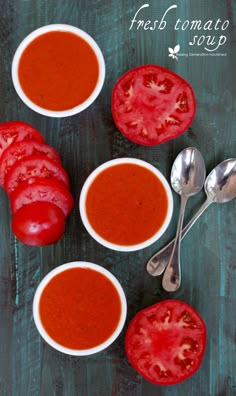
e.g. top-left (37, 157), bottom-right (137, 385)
top-left (79, 158), bottom-right (173, 252)
top-left (12, 24), bottom-right (105, 117)
top-left (33, 262), bottom-right (127, 355)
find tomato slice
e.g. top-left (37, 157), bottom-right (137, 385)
top-left (112, 65), bottom-right (196, 146)
top-left (5, 154), bottom-right (70, 196)
top-left (0, 121), bottom-right (44, 158)
top-left (10, 178), bottom-right (74, 217)
top-left (12, 201), bottom-right (65, 246)
top-left (125, 300), bottom-right (206, 385)
top-left (0, 140), bottom-right (61, 185)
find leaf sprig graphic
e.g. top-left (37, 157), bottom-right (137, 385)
top-left (168, 45), bottom-right (180, 60)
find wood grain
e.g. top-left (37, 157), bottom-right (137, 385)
top-left (0, 0), bottom-right (235, 395)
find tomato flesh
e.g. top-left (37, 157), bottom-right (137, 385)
top-left (0, 121), bottom-right (44, 158)
top-left (0, 140), bottom-right (61, 185)
top-left (4, 154), bottom-right (70, 196)
top-left (125, 300), bottom-right (206, 385)
top-left (10, 178), bottom-right (74, 217)
top-left (0, 121), bottom-right (73, 246)
top-left (112, 65), bottom-right (196, 146)
top-left (12, 201), bottom-right (65, 246)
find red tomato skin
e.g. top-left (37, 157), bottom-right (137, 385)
top-left (4, 154), bottom-right (70, 196)
top-left (112, 65), bottom-right (196, 146)
top-left (0, 121), bottom-right (44, 158)
top-left (12, 201), bottom-right (66, 246)
top-left (125, 300), bottom-right (207, 386)
top-left (10, 178), bottom-right (74, 217)
top-left (0, 140), bottom-right (61, 185)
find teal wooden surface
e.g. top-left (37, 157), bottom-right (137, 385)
top-left (0, 0), bottom-right (236, 395)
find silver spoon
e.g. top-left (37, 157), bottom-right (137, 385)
top-left (161, 147), bottom-right (206, 292)
top-left (147, 158), bottom-right (236, 277)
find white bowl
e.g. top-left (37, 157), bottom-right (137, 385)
top-left (12, 24), bottom-right (105, 117)
top-left (79, 158), bottom-right (173, 252)
top-left (33, 261), bottom-right (127, 355)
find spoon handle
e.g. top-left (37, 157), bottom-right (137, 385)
top-left (162, 195), bottom-right (188, 292)
top-left (146, 197), bottom-right (212, 277)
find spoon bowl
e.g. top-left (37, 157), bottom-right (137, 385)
top-left (146, 158), bottom-right (236, 277)
top-left (204, 158), bottom-right (236, 203)
top-left (171, 147), bottom-right (206, 196)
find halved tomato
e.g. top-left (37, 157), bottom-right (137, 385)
top-left (10, 178), bottom-right (74, 217)
top-left (112, 65), bottom-right (196, 146)
top-left (0, 140), bottom-right (61, 185)
top-left (125, 300), bottom-right (206, 385)
top-left (5, 154), bottom-right (70, 196)
top-left (12, 201), bottom-right (65, 246)
top-left (0, 121), bottom-right (44, 158)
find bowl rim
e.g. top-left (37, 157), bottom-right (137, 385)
top-left (11, 24), bottom-right (106, 117)
top-left (79, 157), bottom-right (173, 252)
top-left (33, 261), bottom-right (127, 356)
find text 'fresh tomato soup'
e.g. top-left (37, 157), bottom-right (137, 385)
top-left (18, 31), bottom-right (99, 111)
top-left (85, 163), bottom-right (169, 246)
top-left (39, 267), bottom-right (122, 350)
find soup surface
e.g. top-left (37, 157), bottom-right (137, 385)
top-left (39, 267), bottom-right (121, 349)
top-left (85, 163), bottom-right (168, 245)
top-left (18, 31), bottom-right (99, 111)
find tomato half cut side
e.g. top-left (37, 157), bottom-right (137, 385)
top-left (125, 300), bottom-right (206, 385)
top-left (112, 65), bottom-right (196, 146)
top-left (5, 154), bottom-right (70, 196)
top-left (0, 121), bottom-right (44, 158)
top-left (0, 140), bottom-right (61, 185)
top-left (10, 178), bottom-right (74, 217)
top-left (12, 201), bottom-right (65, 246)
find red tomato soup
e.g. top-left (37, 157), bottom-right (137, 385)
top-left (18, 31), bottom-right (99, 111)
top-left (86, 163), bottom-right (168, 245)
top-left (39, 268), bottom-right (121, 350)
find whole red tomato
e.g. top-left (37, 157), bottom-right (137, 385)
top-left (12, 201), bottom-right (66, 246)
